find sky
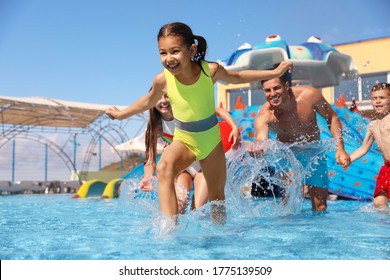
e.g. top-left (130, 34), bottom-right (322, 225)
top-left (0, 0), bottom-right (389, 182)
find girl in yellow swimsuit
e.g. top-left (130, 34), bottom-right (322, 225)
top-left (106, 22), bottom-right (292, 224)
top-left (140, 93), bottom-right (241, 214)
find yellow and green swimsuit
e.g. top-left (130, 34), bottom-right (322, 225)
top-left (164, 61), bottom-right (221, 160)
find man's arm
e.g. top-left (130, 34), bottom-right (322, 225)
top-left (247, 107), bottom-right (270, 157)
top-left (254, 107), bottom-right (270, 142)
top-left (314, 90), bottom-right (351, 167)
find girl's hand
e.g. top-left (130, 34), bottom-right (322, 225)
top-left (105, 106), bottom-right (120, 120)
top-left (229, 127), bottom-right (242, 150)
top-left (275, 60), bottom-right (293, 76)
top-left (139, 175), bottom-right (154, 192)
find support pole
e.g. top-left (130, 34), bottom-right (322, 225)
top-left (11, 139), bottom-right (15, 184)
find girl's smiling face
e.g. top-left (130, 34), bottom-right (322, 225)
top-left (155, 93), bottom-right (173, 121)
top-left (158, 35), bottom-right (195, 75)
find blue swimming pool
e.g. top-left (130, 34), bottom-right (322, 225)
top-left (1, 188), bottom-right (389, 260)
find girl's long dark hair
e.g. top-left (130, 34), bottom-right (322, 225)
top-left (158, 22), bottom-right (208, 76)
top-left (144, 107), bottom-right (162, 164)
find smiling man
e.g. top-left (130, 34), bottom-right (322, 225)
top-left (250, 66), bottom-right (350, 211)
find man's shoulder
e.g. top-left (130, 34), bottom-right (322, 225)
top-left (256, 104), bottom-right (275, 123)
top-left (292, 85), bottom-right (322, 103)
top-left (258, 102), bottom-right (272, 114)
top-left (292, 85), bottom-right (318, 94)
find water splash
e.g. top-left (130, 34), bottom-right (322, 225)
top-left (226, 140), bottom-right (304, 217)
top-left (119, 177), bottom-right (159, 215)
top-left (120, 177), bottom-right (208, 237)
top-left (119, 139), bottom-right (336, 235)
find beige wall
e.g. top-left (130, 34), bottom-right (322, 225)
top-left (324, 37), bottom-right (390, 104)
top-left (334, 37), bottom-right (390, 75)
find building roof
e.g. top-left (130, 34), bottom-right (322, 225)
top-left (0, 96), bottom-right (129, 128)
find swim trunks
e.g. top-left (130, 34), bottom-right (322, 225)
top-left (290, 146), bottom-right (329, 189)
top-left (164, 61), bottom-right (221, 160)
top-left (374, 161), bottom-right (390, 198)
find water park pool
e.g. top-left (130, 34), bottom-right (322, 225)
top-left (3, 33), bottom-right (388, 262)
top-left (1, 189), bottom-right (389, 260)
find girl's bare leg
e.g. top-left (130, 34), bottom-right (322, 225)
top-left (191, 171), bottom-right (208, 209)
top-left (156, 141), bottom-right (195, 216)
top-left (200, 142), bottom-right (227, 224)
top-left (176, 171), bottom-right (193, 214)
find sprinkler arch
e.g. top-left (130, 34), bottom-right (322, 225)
top-left (0, 131), bottom-right (79, 180)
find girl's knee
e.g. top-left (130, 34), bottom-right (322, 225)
top-left (156, 160), bottom-right (166, 173)
top-left (156, 160), bottom-right (173, 179)
top-left (156, 160), bottom-right (178, 179)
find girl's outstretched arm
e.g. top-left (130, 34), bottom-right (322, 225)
top-left (105, 72), bottom-right (166, 120)
top-left (210, 60), bottom-right (293, 85)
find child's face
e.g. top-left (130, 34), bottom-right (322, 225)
top-left (158, 35), bottom-right (194, 75)
top-left (155, 94), bottom-right (173, 120)
top-left (371, 89), bottom-right (390, 115)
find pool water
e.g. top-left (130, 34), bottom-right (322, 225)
top-left (1, 191), bottom-right (389, 260)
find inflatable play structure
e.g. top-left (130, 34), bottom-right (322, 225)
top-left (72, 178), bottom-right (124, 199)
top-left (222, 34), bottom-right (355, 88)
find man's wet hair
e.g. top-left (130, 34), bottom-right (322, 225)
top-left (260, 62), bottom-right (292, 86)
